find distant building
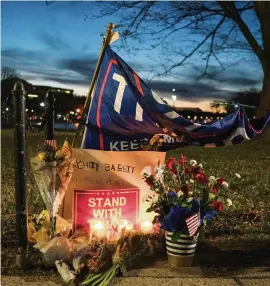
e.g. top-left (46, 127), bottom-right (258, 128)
top-left (171, 106), bottom-right (226, 123)
top-left (27, 84), bottom-right (74, 114)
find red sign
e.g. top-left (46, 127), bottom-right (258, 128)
top-left (73, 188), bottom-right (140, 231)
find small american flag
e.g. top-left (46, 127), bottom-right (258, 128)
top-left (61, 140), bottom-right (72, 157)
top-left (185, 213), bottom-right (200, 237)
top-left (44, 139), bottom-right (57, 150)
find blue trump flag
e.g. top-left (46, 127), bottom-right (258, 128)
top-left (82, 46), bottom-right (270, 151)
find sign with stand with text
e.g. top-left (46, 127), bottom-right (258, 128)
top-left (60, 149), bottom-right (166, 225)
top-left (73, 188), bottom-right (139, 232)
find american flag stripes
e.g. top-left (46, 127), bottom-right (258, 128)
top-left (44, 140), bottom-right (57, 150)
top-left (61, 140), bottom-right (72, 157)
top-left (185, 213), bottom-right (200, 237)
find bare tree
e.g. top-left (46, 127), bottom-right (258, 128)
top-left (1, 66), bottom-right (20, 80)
top-left (91, 1), bottom-right (270, 141)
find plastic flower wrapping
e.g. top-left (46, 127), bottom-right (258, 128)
top-left (141, 155), bottom-right (234, 237)
top-left (30, 140), bottom-right (75, 236)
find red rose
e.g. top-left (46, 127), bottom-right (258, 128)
top-left (211, 186), bottom-right (218, 193)
top-left (217, 178), bottom-right (225, 185)
top-left (181, 184), bottom-right (190, 196)
top-left (212, 201), bottom-right (223, 211)
top-left (185, 166), bottom-right (193, 174)
top-left (166, 157), bottom-right (178, 174)
top-left (195, 172), bottom-right (209, 184)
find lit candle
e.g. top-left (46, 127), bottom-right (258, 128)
top-left (140, 221), bottom-right (153, 233)
top-left (88, 220), bottom-right (106, 243)
top-left (118, 219), bottom-right (133, 232)
top-left (93, 221), bottom-right (105, 239)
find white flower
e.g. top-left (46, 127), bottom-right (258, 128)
top-left (198, 164), bottom-right (203, 168)
top-left (190, 179), bottom-right (195, 184)
top-left (221, 181), bottom-right (229, 188)
top-left (141, 166), bottom-right (152, 177)
top-left (177, 191), bottom-right (184, 197)
top-left (155, 164), bottom-right (164, 182)
top-left (209, 176), bottom-right (216, 185)
top-left (190, 159), bottom-right (197, 166)
top-left (227, 198), bottom-right (232, 206)
top-left (235, 173), bottom-right (241, 179)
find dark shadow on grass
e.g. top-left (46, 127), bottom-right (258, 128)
top-left (196, 240), bottom-right (270, 273)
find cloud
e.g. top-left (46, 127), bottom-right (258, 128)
top-left (1, 46), bottom-right (262, 102)
top-left (59, 57), bottom-right (97, 78)
top-left (147, 80), bottom-right (236, 101)
top-left (38, 30), bottom-right (71, 50)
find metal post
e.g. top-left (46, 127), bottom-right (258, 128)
top-left (44, 90), bottom-right (56, 235)
top-left (45, 90), bottom-right (55, 140)
top-left (13, 81), bottom-right (28, 269)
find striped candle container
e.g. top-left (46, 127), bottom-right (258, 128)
top-left (165, 232), bottom-right (197, 267)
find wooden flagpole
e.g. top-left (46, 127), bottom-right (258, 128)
top-left (72, 22), bottom-right (115, 147)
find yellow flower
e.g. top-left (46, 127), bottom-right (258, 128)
top-left (35, 152), bottom-right (45, 161)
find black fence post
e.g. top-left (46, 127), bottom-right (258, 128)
top-left (12, 81), bottom-right (28, 269)
top-left (45, 90), bottom-right (55, 140)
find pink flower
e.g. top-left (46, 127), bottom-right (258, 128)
top-left (217, 178), bottom-right (225, 185)
top-left (195, 172), bottom-right (209, 184)
top-left (180, 154), bottom-right (187, 164)
top-left (212, 201), bottom-right (223, 211)
top-left (166, 157), bottom-right (178, 174)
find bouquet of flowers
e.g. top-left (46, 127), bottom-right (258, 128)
top-left (47, 229), bottom-right (164, 284)
top-left (81, 230), bottom-right (163, 286)
top-left (141, 155), bottom-right (234, 240)
top-left (30, 140), bottom-right (74, 236)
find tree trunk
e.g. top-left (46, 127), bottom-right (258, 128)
top-left (254, 2), bottom-right (270, 142)
top-left (257, 69), bottom-right (270, 142)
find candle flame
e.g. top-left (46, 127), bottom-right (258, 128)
top-left (93, 221), bottom-right (104, 230)
top-left (140, 220), bottom-right (153, 232)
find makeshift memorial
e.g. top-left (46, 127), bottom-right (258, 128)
top-left (32, 210), bottom-right (164, 284)
top-left (30, 140), bottom-right (74, 236)
top-left (142, 155), bottom-right (234, 266)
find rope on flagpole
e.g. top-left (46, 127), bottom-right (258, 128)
top-left (72, 22), bottom-right (115, 148)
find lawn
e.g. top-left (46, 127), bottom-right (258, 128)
top-left (1, 129), bottom-right (270, 275)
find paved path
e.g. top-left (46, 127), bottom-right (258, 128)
top-left (2, 275), bottom-right (270, 286)
top-left (2, 266), bottom-right (270, 286)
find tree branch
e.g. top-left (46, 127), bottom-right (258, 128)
top-left (157, 16), bottom-right (226, 77)
top-left (217, 1), bottom-right (265, 69)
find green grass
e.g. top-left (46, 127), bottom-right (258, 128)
top-left (1, 129), bottom-right (270, 273)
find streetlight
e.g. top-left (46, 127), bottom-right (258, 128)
top-left (40, 102), bottom-right (45, 107)
top-left (172, 95), bottom-right (177, 108)
top-left (6, 107), bottom-right (9, 111)
top-left (172, 88), bottom-right (176, 92)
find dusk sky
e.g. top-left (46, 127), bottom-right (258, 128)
top-left (1, 1), bottom-right (264, 111)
